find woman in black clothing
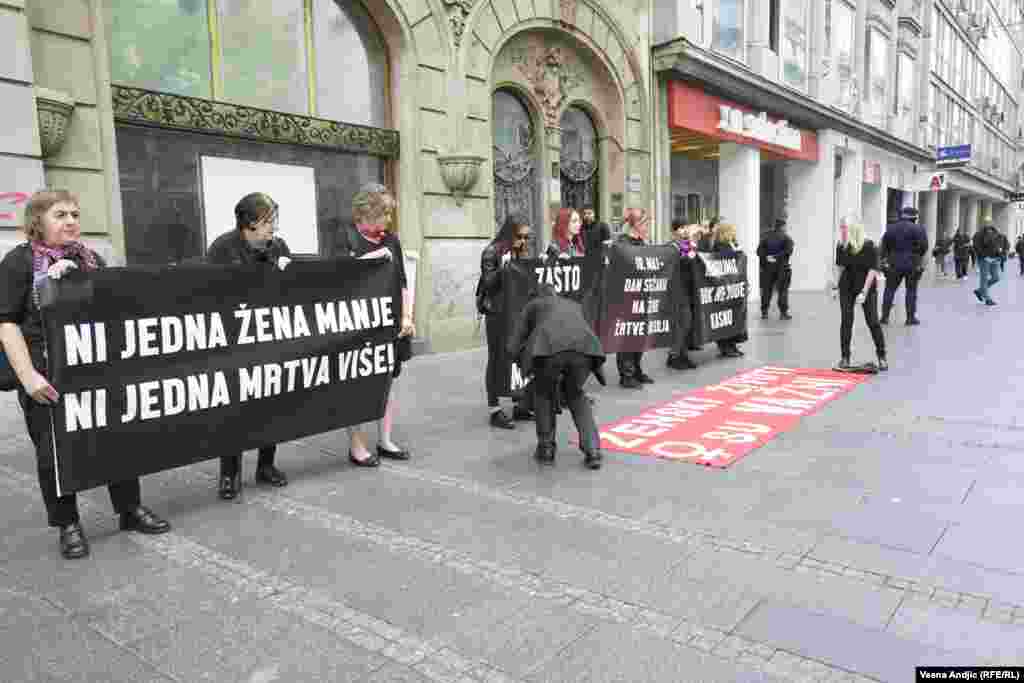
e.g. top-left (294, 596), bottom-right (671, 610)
top-left (615, 208), bottom-right (654, 388)
top-left (207, 192), bottom-right (291, 499)
top-left (835, 219), bottom-right (887, 371)
top-left (711, 223), bottom-right (747, 358)
top-left (0, 190), bottom-right (171, 560)
top-left (478, 214), bottom-right (532, 428)
top-left (341, 183), bottom-right (414, 466)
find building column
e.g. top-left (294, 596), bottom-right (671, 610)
top-left (993, 202), bottom-right (1010, 235)
top-left (920, 190), bottom-right (939, 272)
top-left (787, 154), bottom-right (834, 291)
top-left (719, 142), bottom-right (760, 303)
top-left (980, 200), bottom-right (993, 226)
top-left (942, 191), bottom-right (961, 241)
top-left (964, 196), bottom-right (979, 237)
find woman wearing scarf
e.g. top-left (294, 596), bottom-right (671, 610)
top-left (207, 192), bottom-right (292, 499)
top-left (835, 219), bottom-right (887, 370)
top-left (0, 190), bottom-right (171, 559)
top-left (338, 183), bottom-right (413, 466)
top-left (666, 222), bottom-right (697, 370)
top-left (711, 223), bottom-right (748, 359)
top-left (544, 208), bottom-right (585, 260)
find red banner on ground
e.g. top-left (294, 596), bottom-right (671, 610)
top-left (596, 366), bottom-right (871, 468)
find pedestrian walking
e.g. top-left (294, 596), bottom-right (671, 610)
top-left (756, 218), bottom-right (794, 320)
top-left (998, 232), bottom-right (1010, 272)
top-left (615, 208), bottom-right (654, 388)
top-left (953, 230), bottom-right (971, 280)
top-left (0, 190), bottom-right (171, 559)
top-left (932, 237), bottom-right (951, 278)
top-left (1015, 234), bottom-right (1024, 276)
top-left (206, 193), bottom-right (293, 498)
top-left (478, 214), bottom-right (535, 428)
top-left (880, 206), bottom-right (928, 326)
top-left (338, 183), bottom-right (414, 466)
top-left (506, 283), bottom-right (605, 469)
top-left (972, 223), bottom-right (1003, 306)
top-left (712, 223), bottom-right (747, 358)
top-left (835, 219), bottom-right (887, 371)
top-left (666, 222), bottom-right (697, 370)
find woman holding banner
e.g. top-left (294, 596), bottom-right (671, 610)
top-left (544, 208), bottom-right (585, 260)
top-left (711, 223), bottom-right (747, 359)
top-left (478, 214), bottom-right (533, 429)
top-left (835, 219), bottom-right (887, 371)
top-left (666, 222), bottom-right (697, 370)
top-left (207, 192), bottom-right (292, 499)
top-left (615, 208), bottom-right (654, 388)
top-left (339, 183), bottom-right (414, 466)
top-left (0, 190), bottom-right (171, 559)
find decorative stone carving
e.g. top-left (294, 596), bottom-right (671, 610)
top-left (437, 154), bottom-right (485, 205)
top-left (111, 85), bottom-right (400, 158)
top-left (559, 0), bottom-right (577, 26)
top-left (35, 87), bottom-right (75, 158)
top-left (517, 47), bottom-right (585, 125)
top-left (444, 0), bottom-right (473, 47)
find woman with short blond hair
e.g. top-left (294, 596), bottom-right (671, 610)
top-left (710, 223), bottom-right (747, 359)
top-left (0, 190), bottom-right (171, 559)
top-left (835, 218), bottom-right (887, 370)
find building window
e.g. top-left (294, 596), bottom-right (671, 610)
top-left (781, 0), bottom-right (810, 91)
top-left (712, 0), bottom-right (745, 61)
top-left (106, 0), bottom-right (213, 98)
top-left (865, 27), bottom-right (889, 129)
top-left (894, 53), bottom-right (916, 138)
top-left (824, 0), bottom-right (855, 108)
top-left (106, 0), bottom-right (389, 126)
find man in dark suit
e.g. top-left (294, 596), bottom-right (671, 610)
top-left (756, 218), bottom-right (795, 320)
top-left (880, 206), bottom-right (928, 326)
top-left (507, 284), bottom-right (606, 469)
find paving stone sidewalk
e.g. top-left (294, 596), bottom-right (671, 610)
top-left (1, 266), bottom-right (1022, 682)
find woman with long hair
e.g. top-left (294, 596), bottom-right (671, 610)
top-left (0, 190), bottom-right (171, 559)
top-left (835, 218), bottom-right (887, 370)
top-left (477, 213), bottom-right (533, 428)
top-left (545, 208), bottom-right (585, 260)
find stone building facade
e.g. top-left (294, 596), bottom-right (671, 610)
top-left (1, 0), bottom-right (653, 353)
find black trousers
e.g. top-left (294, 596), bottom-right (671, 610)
top-left (616, 351), bottom-right (644, 380)
top-left (954, 257), bottom-right (968, 279)
top-left (881, 268), bottom-right (921, 321)
top-left (839, 286), bottom-right (885, 359)
top-left (760, 265), bottom-right (790, 314)
top-left (484, 313), bottom-right (503, 407)
top-left (533, 352), bottom-right (598, 455)
top-left (18, 389), bottom-right (140, 527)
top-left (1019, 256), bottom-right (1024, 275)
top-left (220, 447), bottom-right (276, 478)
top-left (670, 291), bottom-right (693, 357)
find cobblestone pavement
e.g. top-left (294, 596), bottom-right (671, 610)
top-left (1, 266), bottom-right (1023, 682)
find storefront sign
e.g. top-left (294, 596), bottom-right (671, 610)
top-left (717, 106), bottom-right (802, 151)
top-left (863, 161), bottom-right (881, 184)
top-left (936, 144), bottom-right (972, 167)
top-left (667, 82), bottom-right (818, 162)
top-left (911, 171), bottom-right (946, 192)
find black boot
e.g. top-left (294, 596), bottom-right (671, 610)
top-left (583, 450), bottom-right (603, 470)
top-left (58, 523), bottom-right (89, 559)
top-left (534, 444), bottom-right (556, 465)
top-left (835, 356), bottom-right (851, 370)
top-left (489, 410), bottom-right (515, 429)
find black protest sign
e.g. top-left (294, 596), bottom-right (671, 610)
top-left (692, 251), bottom-right (749, 344)
top-left (40, 258), bottom-right (401, 494)
top-left (499, 256), bottom-right (598, 395)
top-left (597, 243), bottom-right (679, 353)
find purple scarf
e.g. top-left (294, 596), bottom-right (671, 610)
top-left (31, 240), bottom-right (99, 288)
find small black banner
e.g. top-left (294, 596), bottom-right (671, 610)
top-left (41, 258), bottom-right (401, 494)
top-left (597, 243), bottom-right (679, 354)
top-left (692, 251), bottom-right (750, 344)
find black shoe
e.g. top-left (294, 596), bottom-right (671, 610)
top-left (490, 410), bottom-right (515, 429)
top-left (780, 312), bottom-right (792, 321)
top-left (377, 445), bottom-right (411, 460)
top-left (985, 299), bottom-right (997, 306)
top-left (688, 344), bottom-right (702, 351)
top-left (879, 316), bottom-right (889, 325)
top-left (974, 288), bottom-right (985, 302)
top-left (513, 406), bottom-right (535, 421)
top-left (760, 311), bottom-right (769, 320)
top-left (619, 377), bottom-right (642, 389)
top-left (877, 357), bottom-right (889, 372)
top-left (254, 464), bottom-right (288, 487)
top-left (348, 450), bottom-right (380, 467)
top-left (637, 373), bottom-right (655, 384)
top-left (534, 445), bottom-right (556, 465)
top-left (119, 506), bottom-right (171, 535)
top-left (719, 347), bottom-right (743, 359)
top-left (218, 474), bottom-right (240, 500)
top-left (906, 318), bottom-right (920, 326)
top-left (835, 357), bottom-right (851, 370)
top-left (58, 523), bottom-right (89, 559)
top-left (667, 355), bottom-right (696, 370)
top-left (583, 451), bottom-right (603, 470)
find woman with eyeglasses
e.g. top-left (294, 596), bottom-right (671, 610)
top-left (206, 192), bottom-right (292, 499)
top-left (477, 214), bottom-right (533, 429)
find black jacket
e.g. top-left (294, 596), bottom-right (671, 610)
top-left (756, 229), bottom-right (794, 268)
top-left (881, 220), bottom-right (928, 272)
top-left (1016, 238), bottom-right (1024, 256)
top-left (506, 291), bottom-right (605, 378)
top-left (581, 220), bottom-right (611, 255)
top-left (477, 242), bottom-right (509, 315)
top-left (973, 227), bottom-right (1003, 259)
top-left (207, 230), bottom-right (291, 266)
top-left (953, 233), bottom-right (971, 258)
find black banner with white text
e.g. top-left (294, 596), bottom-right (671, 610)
top-left (692, 252), bottom-right (749, 344)
top-left (40, 258), bottom-right (401, 494)
top-left (597, 243), bottom-right (679, 354)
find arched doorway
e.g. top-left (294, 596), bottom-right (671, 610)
top-left (492, 89), bottom-right (541, 249)
top-left (560, 105), bottom-right (599, 216)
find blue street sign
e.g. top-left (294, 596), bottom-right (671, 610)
top-left (936, 144), bottom-right (972, 166)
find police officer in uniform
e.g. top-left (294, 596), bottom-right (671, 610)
top-left (880, 206), bottom-right (928, 326)
top-left (756, 218), bottom-right (794, 320)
